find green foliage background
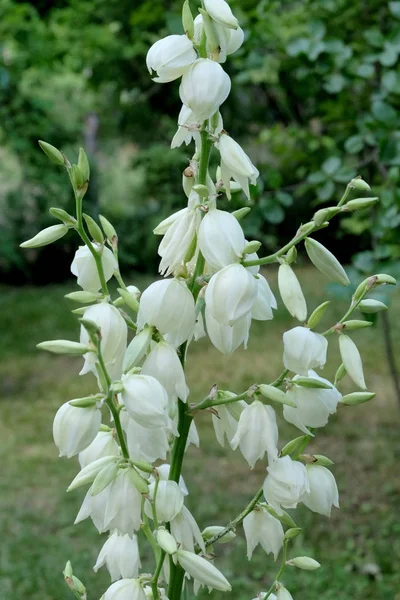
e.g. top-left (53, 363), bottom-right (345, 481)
top-left (1, 0), bottom-right (400, 282)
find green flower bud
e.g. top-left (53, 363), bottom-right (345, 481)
top-left (287, 556), bottom-right (321, 570)
top-left (69, 395), bottom-right (102, 408)
top-left (65, 291), bottom-right (101, 304)
top-left (83, 214), bottom-right (104, 244)
top-left (263, 504), bottom-right (297, 528)
top-left (91, 461), bottom-right (119, 496)
top-left (284, 527), bottom-right (302, 540)
top-left (334, 363), bottom-right (347, 386)
top-left (78, 147), bottom-right (90, 181)
top-left (359, 299), bottom-right (388, 313)
top-left (99, 215), bottom-right (118, 243)
top-left (232, 207), bottom-right (251, 221)
top-left (306, 301), bottom-right (331, 329)
top-left (340, 391), bottom-right (375, 405)
top-left (286, 246), bottom-right (297, 264)
top-left (130, 460), bottom-right (154, 474)
top-left (71, 164), bottom-right (85, 189)
top-left (258, 384), bottom-right (296, 407)
top-left (127, 466), bottom-right (149, 495)
top-left (49, 207), bottom-right (77, 227)
top-left (182, 0), bottom-right (195, 38)
top-left (342, 320), bottom-right (373, 330)
top-left (118, 287), bottom-right (140, 312)
top-left (313, 207), bottom-right (341, 227)
top-left (243, 240), bottom-right (262, 254)
top-left (375, 273), bottom-right (397, 286)
top-left (344, 197), bottom-right (379, 211)
top-left (292, 376), bottom-right (332, 389)
top-left (39, 140), bottom-right (65, 166)
top-left (202, 526), bottom-right (236, 544)
top-left (192, 184), bottom-right (209, 198)
top-left (305, 237), bottom-right (350, 286)
top-left (280, 435), bottom-right (311, 459)
top-left (349, 177), bottom-right (371, 191)
top-left (20, 224), bottom-right (69, 248)
top-left (37, 340), bottom-right (90, 355)
top-left (157, 527), bottom-right (178, 554)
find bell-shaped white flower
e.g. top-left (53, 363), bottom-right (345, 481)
top-left (103, 578), bottom-right (147, 600)
top-left (75, 467), bottom-right (142, 535)
top-left (176, 550), bottom-right (231, 591)
top-left (205, 264), bottom-right (257, 326)
top-left (171, 505), bottom-right (206, 553)
top-left (171, 105), bottom-right (201, 149)
top-left (217, 25), bottom-right (245, 62)
top-left (276, 586), bottom-right (294, 600)
top-left (53, 402), bottom-right (101, 458)
top-left (141, 340), bottom-right (189, 402)
top-left (137, 278), bottom-right (196, 348)
top-left (154, 208), bottom-right (188, 236)
top-left (278, 264), bottom-right (307, 322)
top-left (283, 326), bottom-right (328, 375)
top-left (198, 208), bottom-right (245, 272)
top-left (283, 371), bottom-right (341, 434)
top-left (146, 35), bottom-right (197, 83)
top-left (218, 133), bottom-right (259, 200)
top-left (80, 302), bottom-right (128, 381)
top-left (203, 0), bottom-right (239, 30)
top-left (94, 531), bottom-right (141, 581)
top-left (180, 59), bottom-right (231, 122)
top-left (263, 456), bottom-right (310, 514)
top-left (205, 307), bottom-right (251, 355)
top-left (147, 480), bottom-right (184, 523)
top-left (121, 412), bottom-right (170, 464)
top-left (120, 374), bottom-right (168, 429)
top-left (212, 400), bottom-right (246, 448)
top-left (71, 245), bottom-right (117, 293)
top-left (79, 430), bottom-right (120, 468)
top-left (252, 275), bottom-right (277, 321)
top-left (231, 401), bottom-right (279, 468)
top-left (301, 464), bottom-right (339, 517)
top-left (158, 201), bottom-right (200, 276)
top-left (153, 464), bottom-right (189, 496)
top-left (243, 506), bottom-right (284, 560)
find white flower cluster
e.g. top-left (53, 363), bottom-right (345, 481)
top-left (22, 1), bottom-right (392, 600)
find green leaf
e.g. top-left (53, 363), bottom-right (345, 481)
top-left (345, 135), bottom-right (364, 154)
top-left (318, 180), bottom-right (335, 201)
top-left (372, 101), bottom-right (397, 123)
top-left (322, 157), bottom-right (341, 176)
top-left (389, 1), bottom-right (400, 17)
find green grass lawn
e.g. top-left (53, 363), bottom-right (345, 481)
top-left (1, 268), bottom-right (399, 600)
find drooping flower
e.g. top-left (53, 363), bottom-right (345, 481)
top-left (179, 59), bottom-right (231, 122)
top-left (212, 400), bottom-right (246, 448)
top-left (205, 264), bottom-right (257, 326)
top-left (141, 340), bottom-right (189, 402)
top-left (120, 374), bottom-right (169, 429)
top-left (218, 133), bottom-right (259, 200)
top-left (243, 506), bottom-right (284, 560)
top-left (146, 35), bottom-right (197, 83)
top-left (171, 505), bottom-right (206, 553)
top-left (79, 430), bottom-right (120, 468)
top-left (94, 531), bottom-right (141, 581)
top-left (251, 275), bottom-right (277, 321)
top-left (203, 0), bottom-right (239, 30)
top-left (71, 245), bottom-right (117, 293)
top-left (205, 307), bottom-right (251, 355)
top-left (103, 578), bottom-right (147, 600)
top-left (263, 456), bottom-right (310, 514)
top-left (198, 208), bottom-right (246, 272)
top-left (121, 412), bottom-right (170, 464)
top-left (231, 401), bottom-right (279, 467)
top-left (157, 200), bottom-right (200, 276)
top-left (283, 326), bottom-right (328, 375)
top-left (301, 464), bottom-right (339, 517)
top-left (146, 480), bottom-right (184, 523)
top-left (53, 402), bottom-right (101, 458)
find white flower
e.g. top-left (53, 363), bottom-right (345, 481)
top-left (212, 401), bottom-right (246, 448)
top-left (154, 208), bottom-right (188, 235)
top-left (252, 275), bottom-right (277, 321)
top-left (203, 0), bottom-right (239, 30)
top-left (218, 133), bottom-right (259, 200)
top-left (79, 430), bottom-right (120, 468)
top-left (231, 401), bottom-right (278, 468)
top-left (71, 245), bottom-right (117, 293)
top-left (103, 578), bottom-right (147, 600)
top-left (137, 278), bottom-right (196, 348)
top-left (171, 105), bottom-right (201, 149)
top-left (283, 372), bottom-right (341, 434)
top-left (205, 264), bottom-right (257, 326)
top-left (283, 326), bottom-right (328, 375)
top-left (157, 527), bottom-right (178, 554)
top-left (205, 306), bottom-right (251, 355)
top-left (53, 402), bottom-right (101, 458)
top-left (176, 550), bottom-right (231, 591)
top-left (153, 464), bottom-right (188, 496)
top-left (80, 302), bottom-right (128, 381)
top-left (171, 505), bottom-right (206, 553)
top-left (263, 456), bottom-right (310, 514)
top-left (243, 506), bottom-right (284, 560)
top-left (157, 200), bottom-right (200, 276)
top-left (121, 374), bottom-right (168, 429)
top-left (278, 264), bottom-right (307, 322)
top-left (301, 464), bottom-right (339, 517)
top-left (147, 480), bottom-right (184, 523)
top-left (179, 59), bottom-right (231, 122)
top-left (94, 531), bottom-right (141, 581)
top-left (123, 328), bottom-right (153, 373)
top-left (141, 340), bottom-right (189, 402)
top-left (193, 15), bottom-right (244, 63)
top-left (252, 594), bottom-right (277, 600)
top-left (75, 468), bottom-right (142, 535)
top-left (339, 334), bottom-right (366, 390)
top-left (146, 35), bottom-right (197, 83)
top-left (198, 208), bottom-right (245, 272)
top-left (121, 412), bottom-right (170, 463)
top-left (277, 586), bottom-right (294, 600)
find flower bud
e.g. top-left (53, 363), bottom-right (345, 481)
top-left (283, 327), bottom-right (328, 374)
top-left (358, 299), bottom-right (388, 313)
top-left (243, 506), bottom-right (284, 559)
top-left (339, 334), bottom-right (366, 390)
top-left (65, 291), bottom-right (100, 304)
top-left (146, 35), bottom-right (196, 83)
top-left (203, 0), bottom-right (238, 30)
top-left (349, 177), bottom-right (371, 191)
top-left (148, 480), bottom-right (184, 523)
top-left (374, 273), bottom-right (397, 286)
top-left (292, 376), bottom-right (332, 389)
top-left (78, 147), bottom-right (90, 181)
top-left (202, 526), bottom-right (236, 544)
top-left (39, 140), bottom-right (65, 165)
top-left (123, 328), bottom-right (153, 372)
top-left (91, 461), bottom-right (120, 496)
top-left (232, 206), bottom-right (251, 221)
top-left (121, 374), bottom-right (168, 429)
top-left (218, 133), bottom-right (259, 200)
top-left (243, 240), bottom-right (262, 254)
top-left (205, 264), bottom-right (257, 326)
top-left (176, 550), bottom-right (231, 591)
top-left (344, 197), bottom-right (379, 211)
top-left (313, 207), bottom-right (341, 227)
top-left (182, 0), bottom-right (195, 38)
top-left (49, 207), bottom-right (77, 227)
top-left (287, 556), bottom-right (321, 570)
top-left (37, 340), bottom-right (90, 355)
top-left (157, 528), bottom-right (178, 554)
top-left (20, 224), bottom-right (69, 248)
top-left (280, 435), bottom-right (310, 460)
top-left (99, 215), bottom-right (118, 243)
top-left (53, 401), bottom-right (101, 458)
top-left (276, 586), bottom-right (293, 600)
top-left (68, 456), bottom-right (118, 491)
top-left (286, 246), bottom-right (297, 264)
top-left (94, 532), bottom-right (141, 581)
top-left (342, 319), bottom-right (372, 330)
top-left (103, 578), bottom-right (147, 600)
top-left (71, 245), bottom-right (117, 292)
top-left (231, 400), bottom-right (279, 467)
top-left (285, 527), bottom-right (302, 540)
top-left (83, 213), bottom-right (104, 244)
top-left (340, 391), bottom-right (375, 405)
top-left (258, 384), bottom-right (296, 407)
top-left (305, 237), bottom-right (350, 286)
top-left (179, 59), bottom-right (231, 122)
top-left (118, 287), bottom-right (140, 312)
top-left (198, 208), bottom-right (245, 271)
top-left (137, 278), bottom-right (196, 348)
top-left (278, 264), bottom-right (307, 322)
top-left (306, 301), bottom-right (330, 329)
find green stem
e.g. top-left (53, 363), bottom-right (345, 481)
top-left (151, 550), bottom-right (167, 600)
top-left (142, 508), bottom-right (161, 562)
top-left (322, 287), bottom-right (370, 336)
top-left (337, 183), bottom-right (351, 207)
top-left (192, 389), bottom-right (254, 412)
top-left (270, 369), bottom-right (290, 388)
top-left (264, 539), bottom-right (289, 599)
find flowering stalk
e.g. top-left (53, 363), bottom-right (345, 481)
top-left (21, 3), bottom-right (397, 600)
